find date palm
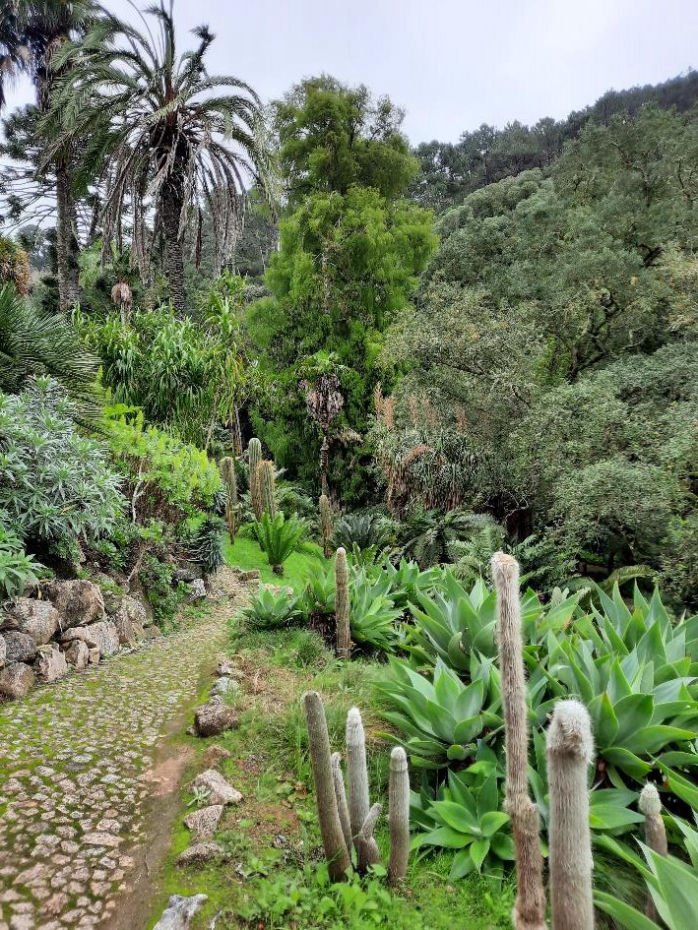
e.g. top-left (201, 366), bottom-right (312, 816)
top-left (47, 0), bottom-right (273, 311)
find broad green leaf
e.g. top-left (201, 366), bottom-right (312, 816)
top-left (594, 891), bottom-right (661, 930)
top-left (480, 811), bottom-right (510, 837)
top-left (469, 837), bottom-right (490, 872)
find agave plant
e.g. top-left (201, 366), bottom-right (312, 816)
top-left (252, 512), bottom-right (309, 575)
top-left (239, 586), bottom-right (301, 631)
top-left (378, 657), bottom-right (502, 768)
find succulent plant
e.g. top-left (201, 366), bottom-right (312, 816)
top-left (319, 493), bottom-right (333, 558)
top-left (258, 459), bottom-right (277, 518)
top-left (335, 547), bottom-right (351, 659)
top-left (248, 438), bottom-right (263, 520)
top-left (219, 456), bottom-right (238, 542)
top-left (388, 746), bottom-right (410, 885)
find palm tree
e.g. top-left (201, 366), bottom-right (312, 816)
top-left (1, 1), bottom-right (99, 310)
top-left (48, 1), bottom-right (273, 311)
top-left (0, 284), bottom-right (97, 398)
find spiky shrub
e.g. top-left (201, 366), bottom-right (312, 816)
top-left (252, 512), bottom-right (308, 575)
top-left (189, 516), bottom-right (226, 577)
top-left (491, 552), bottom-right (546, 930)
top-left (546, 699), bottom-right (594, 930)
top-left (303, 691), bottom-right (352, 881)
top-left (248, 438), bottom-right (263, 521)
top-left (319, 493), bottom-right (333, 558)
top-left (258, 459), bottom-right (277, 518)
top-left (335, 547), bottom-right (351, 659)
top-left (219, 456), bottom-right (238, 543)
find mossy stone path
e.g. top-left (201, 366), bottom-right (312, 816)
top-left (0, 570), bottom-right (245, 930)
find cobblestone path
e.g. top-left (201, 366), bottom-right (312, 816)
top-left (0, 573), bottom-right (243, 930)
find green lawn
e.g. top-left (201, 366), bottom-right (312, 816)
top-left (224, 533), bottom-right (324, 592)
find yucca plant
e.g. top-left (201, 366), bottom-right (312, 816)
top-left (252, 512), bottom-right (309, 575)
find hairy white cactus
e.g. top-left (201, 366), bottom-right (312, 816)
top-left (388, 746), bottom-right (410, 885)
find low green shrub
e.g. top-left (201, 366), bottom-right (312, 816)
top-left (252, 512), bottom-right (309, 575)
top-left (0, 522), bottom-right (42, 597)
top-left (239, 586), bottom-right (301, 630)
top-left (138, 552), bottom-right (186, 625)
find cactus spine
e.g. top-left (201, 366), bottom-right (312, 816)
top-left (303, 691), bottom-right (351, 881)
top-left (639, 782), bottom-right (667, 921)
top-left (248, 438), bottom-right (263, 520)
top-left (546, 699), bottom-right (594, 930)
top-left (335, 547), bottom-right (351, 659)
top-left (219, 456), bottom-right (238, 543)
top-left (491, 552), bottom-right (546, 930)
top-left (346, 706), bottom-right (371, 868)
top-left (258, 459), bottom-right (277, 518)
top-left (388, 746), bottom-right (410, 885)
top-left (319, 493), bottom-right (333, 558)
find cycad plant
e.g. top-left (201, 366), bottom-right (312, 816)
top-left (47, 0), bottom-right (273, 310)
top-left (252, 512), bottom-right (308, 575)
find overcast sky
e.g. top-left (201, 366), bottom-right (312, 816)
top-left (7, 0), bottom-right (698, 144)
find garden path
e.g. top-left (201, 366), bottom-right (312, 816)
top-left (0, 569), bottom-right (246, 930)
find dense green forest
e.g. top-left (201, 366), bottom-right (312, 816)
top-left (3, 5), bottom-right (698, 928)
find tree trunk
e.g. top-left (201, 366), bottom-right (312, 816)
top-left (55, 160), bottom-right (80, 311)
top-left (320, 434), bottom-right (330, 497)
top-left (161, 181), bottom-right (186, 313)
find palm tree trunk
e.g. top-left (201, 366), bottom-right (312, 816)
top-left (162, 181), bottom-right (186, 313)
top-left (55, 160), bottom-right (80, 311)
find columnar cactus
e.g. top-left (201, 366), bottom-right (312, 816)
top-left (219, 456), bottom-right (238, 543)
top-left (639, 782), bottom-right (668, 921)
top-left (248, 438), bottom-right (263, 520)
top-left (319, 493), bottom-right (333, 558)
top-left (546, 699), bottom-right (595, 930)
top-left (302, 691), bottom-right (351, 881)
top-left (346, 707), bottom-right (370, 848)
top-left (258, 459), bottom-right (277, 518)
top-left (491, 552), bottom-right (546, 930)
top-left (304, 697), bottom-right (410, 882)
top-left (335, 547), bottom-right (351, 659)
top-left (388, 746), bottom-right (410, 885)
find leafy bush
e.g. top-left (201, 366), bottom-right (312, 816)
top-left (252, 512), bottom-right (309, 575)
top-left (0, 522), bottom-right (42, 597)
top-left (239, 586), bottom-right (301, 630)
top-left (104, 405), bottom-right (220, 523)
top-left (139, 552), bottom-right (185, 625)
top-left (0, 378), bottom-right (124, 546)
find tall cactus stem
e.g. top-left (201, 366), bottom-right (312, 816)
top-left (546, 699), bottom-right (595, 930)
top-left (319, 493), bottom-right (333, 558)
top-left (248, 438), bottom-right (263, 521)
top-left (331, 752), bottom-right (353, 855)
top-left (357, 802), bottom-right (382, 872)
top-left (258, 459), bottom-right (277, 519)
top-left (335, 547), bottom-right (351, 659)
top-left (303, 691), bottom-right (351, 881)
top-left (346, 706), bottom-right (370, 850)
top-left (639, 783), bottom-right (668, 921)
top-left (388, 746), bottom-right (410, 885)
top-left (491, 552), bottom-right (547, 930)
top-left (219, 456), bottom-right (238, 543)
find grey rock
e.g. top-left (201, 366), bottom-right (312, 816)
top-left (111, 610), bottom-right (144, 647)
top-left (175, 842), bottom-right (221, 867)
top-left (173, 565), bottom-right (202, 584)
top-left (194, 700), bottom-right (237, 737)
top-left (44, 580), bottom-right (105, 628)
top-left (189, 579), bottom-right (207, 601)
top-left (191, 770), bottom-right (242, 806)
top-left (215, 658), bottom-right (238, 677)
top-left (0, 633), bottom-right (5, 669)
top-left (210, 677), bottom-right (238, 697)
top-left (35, 644), bottom-right (69, 683)
top-left (61, 621), bottom-right (119, 657)
top-left (0, 662), bottom-right (35, 700)
top-left (88, 646), bottom-right (101, 664)
top-left (1, 598), bottom-right (59, 644)
top-left (62, 639), bottom-right (90, 670)
top-left (142, 626), bottom-right (162, 641)
top-left (183, 804), bottom-right (223, 840)
top-left (2, 631), bottom-right (37, 664)
top-left (153, 894), bottom-right (208, 929)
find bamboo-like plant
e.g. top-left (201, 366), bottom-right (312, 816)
top-left (248, 438), bottom-right (263, 520)
top-left (219, 456), bottom-right (238, 543)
